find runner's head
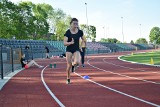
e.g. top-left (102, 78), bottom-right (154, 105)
top-left (70, 18), bottom-right (78, 29)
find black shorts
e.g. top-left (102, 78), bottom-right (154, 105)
top-left (66, 49), bottom-right (80, 54)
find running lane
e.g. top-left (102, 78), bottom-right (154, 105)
top-left (104, 56), bottom-right (160, 73)
top-left (82, 55), bottom-right (160, 106)
top-left (43, 58), bottom-right (157, 107)
top-left (0, 59), bottom-right (59, 107)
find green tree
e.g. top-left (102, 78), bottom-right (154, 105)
top-left (29, 3), bottom-right (50, 40)
top-left (100, 38), bottom-right (108, 42)
top-left (100, 38), bottom-right (120, 43)
top-left (0, 0), bottom-right (44, 39)
top-left (130, 40), bottom-right (134, 44)
top-left (136, 38), bottom-right (148, 44)
top-left (49, 9), bottom-right (71, 40)
top-left (89, 25), bottom-right (96, 42)
top-left (55, 19), bottom-right (68, 40)
top-left (0, 0), bottom-right (72, 40)
top-left (116, 41), bottom-right (121, 43)
top-left (149, 27), bottom-right (160, 44)
top-left (0, 0), bottom-right (18, 39)
top-left (16, 2), bottom-right (34, 39)
top-left (80, 24), bottom-right (96, 41)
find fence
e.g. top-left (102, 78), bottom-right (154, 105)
top-left (0, 45), bottom-right (22, 79)
top-left (0, 44), bottom-right (64, 79)
top-left (86, 48), bottom-right (111, 55)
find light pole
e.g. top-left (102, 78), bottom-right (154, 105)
top-left (121, 17), bottom-right (124, 43)
top-left (139, 24), bottom-right (141, 38)
top-left (106, 26), bottom-right (109, 39)
top-left (85, 3), bottom-right (89, 39)
top-left (103, 26), bottom-right (105, 39)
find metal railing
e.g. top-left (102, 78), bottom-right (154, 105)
top-left (0, 43), bottom-right (66, 79)
top-left (86, 48), bottom-right (111, 55)
top-left (0, 45), bottom-right (22, 79)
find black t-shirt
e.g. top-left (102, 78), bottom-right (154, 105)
top-left (20, 58), bottom-right (26, 68)
top-left (45, 47), bottom-right (49, 53)
top-left (64, 29), bottom-right (83, 51)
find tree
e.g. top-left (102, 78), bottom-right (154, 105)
top-left (55, 19), bottom-right (69, 40)
top-left (136, 38), bottom-right (148, 44)
top-left (0, 0), bottom-right (19, 39)
top-left (0, 0), bottom-right (72, 40)
top-left (16, 2), bottom-right (34, 39)
top-left (80, 24), bottom-right (96, 41)
top-left (100, 38), bottom-right (107, 42)
top-left (130, 40), bottom-right (134, 44)
top-left (100, 38), bottom-right (121, 43)
top-left (27, 2), bottom-right (50, 40)
top-left (149, 27), bottom-right (160, 44)
top-left (89, 25), bottom-right (96, 42)
top-left (0, 0), bottom-right (49, 40)
top-left (116, 40), bottom-right (122, 43)
top-left (49, 9), bottom-right (71, 40)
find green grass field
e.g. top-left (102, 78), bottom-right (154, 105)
top-left (120, 51), bottom-right (160, 65)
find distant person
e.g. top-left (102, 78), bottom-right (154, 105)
top-left (59, 52), bottom-right (66, 58)
top-left (25, 45), bottom-right (29, 50)
top-left (20, 54), bottom-right (43, 68)
top-left (25, 45), bottom-right (30, 62)
top-left (45, 46), bottom-right (50, 58)
top-left (12, 36), bottom-right (16, 40)
top-left (79, 35), bottom-right (87, 67)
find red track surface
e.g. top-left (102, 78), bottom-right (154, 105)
top-left (0, 52), bottom-right (160, 107)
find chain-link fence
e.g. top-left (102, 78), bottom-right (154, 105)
top-left (0, 45), bottom-right (22, 79)
top-left (0, 45), bottom-right (2, 79)
top-left (13, 48), bottom-right (22, 70)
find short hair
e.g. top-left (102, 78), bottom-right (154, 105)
top-left (70, 18), bottom-right (78, 24)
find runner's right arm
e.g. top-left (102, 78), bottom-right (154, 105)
top-left (64, 37), bottom-right (74, 46)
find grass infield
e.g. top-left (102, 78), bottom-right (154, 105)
top-left (120, 51), bottom-right (160, 65)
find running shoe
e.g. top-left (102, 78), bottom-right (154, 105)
top-left (71, 65), bottom-right (75, 72)
top-left (66, 79), bottom-right (70, 84)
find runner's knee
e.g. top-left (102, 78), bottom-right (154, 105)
top-left (67, 60), bottom-right (72, 65)
top-left (74, 61), bottom-right (80, 65)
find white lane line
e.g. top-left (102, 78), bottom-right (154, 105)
top-left (103, 58), bottom-right (160, 74)
top-left (74, 72), bottom-right (160, 107)
top-left (0, 68), bottom-right (24, 90)
top-left (41, 66), bottom-right (65, 107)
top-left (87, 59), bottom-right (160, 85)
top-left (118, 54), bottom-right (160, 68)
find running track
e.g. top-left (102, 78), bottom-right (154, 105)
top-left (0, 51), bottom-right (160, 107)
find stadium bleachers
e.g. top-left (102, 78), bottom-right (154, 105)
top-left (116, 43), bottom-right (135, 51)
top-left (87, 42), bottom-right (111, 54)
top-left (0, 39), bottom-right (64, 60)
top-left (46, 41), bottom-right (66, 53)
top-left (125, 44), bottom-right (137, 50)
top-left (99, 42), bottom-right (119, 52)
top-left (0, 39), bottom-right (155, 79)
top-left (99, 42), bottom-right (154, 52)
top-left (132, 44), bottom-right (154, 50)
top-left (0, 39), bottom-right (154, 58)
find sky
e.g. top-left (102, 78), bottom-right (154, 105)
top-left (10, 0), bottom-right (160, 42)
